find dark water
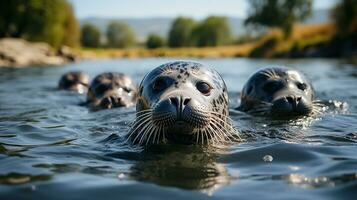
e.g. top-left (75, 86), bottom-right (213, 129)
top-left (0, 58), bottom-right (356, 200)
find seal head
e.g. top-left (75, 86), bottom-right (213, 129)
top-left (87, 72), bottom-right (137, 109)
top-left (127, 61), bottom-right (236, 146)
top-left (238, 67), bottom-right (316, 117)
top-left (58, 71), bottom-right (89, 94)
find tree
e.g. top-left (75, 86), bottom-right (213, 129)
top-left (168, 17), bottom-right (196, 47)
top-left (61, 3), bottom-right (80, 47)
top-left (106, 21), bottom-right (136, 48)
top-left (146, 34), bottom-right (165, 49)
top-left (245, 0), bottom-right (312, 37)
top-left (0, 0), bottom-right (80, 48)
top-left (191, 16), bottom-right (233, 47)
top-left (81, 24), bottom-right (101, 48)
top-left (331, 0), bottom-right (357, 34)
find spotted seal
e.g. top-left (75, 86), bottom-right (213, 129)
top-left (87, 72), bottom-right (137, 109)
top-left (58, 71), bottom-right (89, 94)
top-left (237, 67), bottom-right (321, 117)
top-left (126, 61), bottom-right (237, 146)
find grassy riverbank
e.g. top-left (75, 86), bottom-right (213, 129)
top-left (80, 43), bottom-right (256, 59)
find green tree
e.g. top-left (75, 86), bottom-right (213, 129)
top-left (146, 34), bottom-right (165, 49)
top-left (106, 21), bottom-right (136, 48)
top-left (168, 17), bottom-right (196, 47)
top-left (0, 0), bottom-right (80, 48)
top-left (245, 0), bottom-right (312, 37)
top-left (61, 3), bottom-right (80, 47)
top-left (191, 16), bottom-right (232, 47)
top-left (331, 0), bottom-right (357, 34)
top-left (81, 24), bottom-right (101, 48)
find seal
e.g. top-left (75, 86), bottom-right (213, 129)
top-left (126, 61), bottom-right (237, 146)
top-left (58, 71), bottom-right (89, 94)
top-left (237, 67), bottom-right (321, 117)
top-left (87, 72), bottom-right (137, 109)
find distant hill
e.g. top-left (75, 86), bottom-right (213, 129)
top-left (79, 9), bottom-right (331, 42)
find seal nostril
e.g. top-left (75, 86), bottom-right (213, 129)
top-left (169, 97), bottom-right (179, 109)
top-left (285, 96), bottom-right (294, 103)
top-left (100, 97), bottom-right (112, 108)
top-left (110, 96), bottom-right (122, 106)
top-left (110, 96), bottom-right (116, 102)
top-left (285, 96), bottom-right (300, 107)
top-left (183, 97), bottom-right (191, 105)
top-left (296, 97), bottom-right (302, 102)
top-left (285, 96), bottom-right (294, 104)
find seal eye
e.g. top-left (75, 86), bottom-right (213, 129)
top-left (152, 78), bottom-right (166, 92)
top-left (123, 87), bottom-right (131, 93)
top-left (95, 84), bottom-right (110, 95)
top-left (262, 81), bottom-right (281, 93)
top-left (297, 82), bottom-right (307, 91)
top-left (196, 81), bottom-right (212, 95)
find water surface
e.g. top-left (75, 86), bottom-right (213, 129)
top-left (0, 58), bottom-right (356, 199)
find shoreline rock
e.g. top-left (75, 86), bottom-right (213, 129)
top-left (0, 38), bottom-right (78, 67)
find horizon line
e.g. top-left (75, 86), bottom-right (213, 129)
top-left (78, 8), bottom-right (330, 20)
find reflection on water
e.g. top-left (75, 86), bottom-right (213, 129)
top-left (0, 173), bottom-right (51, 185)
top-left (128, 145), bottom-right (232, 193)
top-left (283, 173), bottom-right (357, 188)
top-left (0, 58), bottom-right (357, 199)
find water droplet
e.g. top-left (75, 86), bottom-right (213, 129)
top-left (289, 165), bottom-right (300, 171)
top-left (118, 173), bottom-right (125, 180)
top-left (263, 155), bottom-right (273, 162)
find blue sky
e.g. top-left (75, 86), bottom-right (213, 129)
top-left (70, 0), bottom-right (338, 19)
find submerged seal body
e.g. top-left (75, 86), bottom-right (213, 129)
top-left (87, 72), bottom-right (137, 109)
top-left (238, 67), bottom-right (318, 117)
top-left (127, 61), bottom-right (236, 146)
top-left (58, 71), bottom-right (89, 94)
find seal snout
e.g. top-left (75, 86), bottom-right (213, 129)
top-left (100, 95), bottom-right (124, 109)
top-left (152, 95), bottom-right (193, 124)
top-left (168, 96), bottom-right (191, 119)
top-left (152, 94), bottom-right (210, 131)
top-left (271, 95), bottom-right (312, 116)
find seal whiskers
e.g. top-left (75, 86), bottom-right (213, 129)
top-left (246, 102), bottom-right (272, 115)
top-left (126, 110), bottom-right (153, 144)
top-left (209, 112), bottom-right (239, 142)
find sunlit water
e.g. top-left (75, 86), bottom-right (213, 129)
top-left (0, 58), bottom-right (356, 200)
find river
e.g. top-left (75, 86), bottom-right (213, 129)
top-left (0, 58), bottom-right (356, 199)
